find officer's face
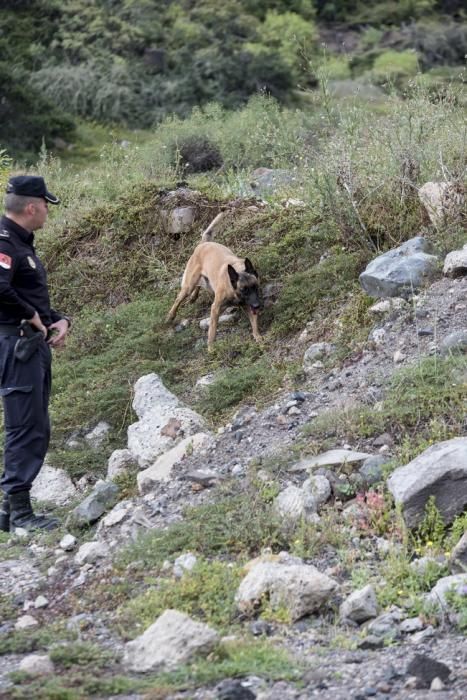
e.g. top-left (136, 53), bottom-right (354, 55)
top-left (29, 199), bottom-right (49, 230)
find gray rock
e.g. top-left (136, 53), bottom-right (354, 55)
top-left (18, 654), bottom-right (54, 677)
top-left (123, 609), bottom-right (219, 672)
top-left (406, 654), bottom-right (450, 687)
top-left (387, 437), bottom-right (467, 527)
top-left (340, 584), bottom-right (379, 624)
top-left (74, 541), bottom-right (108, 566)
top-left (359, 455), bottom-right (389, 486)
top-left (359, 237), bottom-right (438, 299)
top-left (426, 573), bottom-right (467, 609)
top-left (451, 532), bottom-right (467, 573)
top-left (173, 553), bottom-right (197, 578)
top-left (440, 330), bottom-right (467, 356)
top-left (68, 480), bottom-right (120, 527)
top-left (161, 206), bottom-right (196, 234)
top-left (217, 679), bottom-right (256, 699)
top-left (15, 614), bottom-right (38, 630)
top-left (400, 617), bottom-right (425, 634)
top-left (273, 485), bottom-right (317, 525)
top-left (303, 449), bottom-right (372, 470)
top-left (367, 610), bottom-right (402, 639)
top-left (235, 561), bottom-right (337, 621)
top-left (302, 475), bottom-right (331, 510)
top-left (303, 342), bottom-right (335, 370)
top-left (443, 244), bottom-right (467, 277)
top-left (59, 534), bottom-right (77, 552)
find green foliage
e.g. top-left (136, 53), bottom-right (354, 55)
top-left (121, 560), bottom-right (242, 635)
top-left (148, 640), bottom-right (303, 690)
top-left (371, 50), bottom-right (420, 84)
top-left (414, 496), bottom-right (446, 548)
top-left (0, 61), bottom-right (75, 162)
top-left (118, 479), bottom-right (288, 567)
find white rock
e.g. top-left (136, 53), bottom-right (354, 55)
top-left (369, 298), bottom-right (408, 314)
top-left (443, 244), bottom-right (467, 277)
top-left (15, 615), bottom-right (38, 630)
top-left (84, 421), bottom-right (111, 448)
top-left (123, 609), bottom-right (219, 672)
top-left (127, 374), bottom-right (206, 467)
top-left (59, 534), bottom-right (77, 552)
top-left (18, 654), bottom-right (54, 677)
top-left (107, 449), bottom-right (137, 480)
top-left (419, 181), bottom-right (464, 226)
top-left (303, 343), bottom-right (334, 371)
top-left (137, 432), bottom-right (212, 493)
top-left (235, 561), bottom-right (337, 621)
top-left (173, 553), bottom-right (197, 578)
top-left (340, 584), bottom-right (379, 623)
top-left (393, 350), bottom-right (406, 363)
top-left (74, 541), bottom-right (108, 566)
top-left (161, 206), bottom-right (196, 234)
top-left (31, 463), bottom-right (77, 506)
top-left (273, 485), bottom-right (317, 525)
top-left (99, 503), bottom-right (130, 529)
top-left (302, 449), bottom-right (372, 470)
top-left (34, 595), bottom-right (48, 609)
top-left (431, 677), bottom-right (446, 691)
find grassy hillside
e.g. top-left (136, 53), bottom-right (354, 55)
top-left (12, 86), bottom-right (460, 480)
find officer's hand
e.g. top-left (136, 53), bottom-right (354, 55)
top-left (29, 311), bottom-right (47, 338)
top-left (47, 319), bottom-right (69, 348)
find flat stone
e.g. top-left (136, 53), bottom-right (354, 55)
top-left (303, 449), bottom-right (372, 470)
top-left (18, 654), bottom-right (54, 677)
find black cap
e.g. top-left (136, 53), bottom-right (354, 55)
top-left (6, 176), bottom-right (60, 205)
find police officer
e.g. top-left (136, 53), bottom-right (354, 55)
top-left (0, 175), bottom-right (70, 532)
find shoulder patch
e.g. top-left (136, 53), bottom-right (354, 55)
top-left (0, 229), bottom-right (10, 238)
top-left (0, 253), bottom-right (12, 270)
top-left (27, 256), bottom-right (37, 269)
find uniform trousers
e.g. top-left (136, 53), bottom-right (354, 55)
top-left (0, 335), bottom-right (51, 494)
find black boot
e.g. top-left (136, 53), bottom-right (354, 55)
top-left (9, 491), bottom-right (59, 531)
top-left (0, 496), bottom-right (9, 532)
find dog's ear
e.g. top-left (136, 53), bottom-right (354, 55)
top-left (244, 258), bottom-right (258, 278)
top-left (228, 264), bottom-right (239, 289)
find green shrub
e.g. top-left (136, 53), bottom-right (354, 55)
top-left (371, 50), bottom-right (420, 84)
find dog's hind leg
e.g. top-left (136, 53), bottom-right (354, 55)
top-left (167, 275), bottom-right (201, 321)
top-left (189, 287), bottom-right (200, 303)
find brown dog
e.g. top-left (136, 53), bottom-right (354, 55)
top-left (167, 221), bottom-right (261, 349)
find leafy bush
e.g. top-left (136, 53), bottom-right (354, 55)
top-left (371, 50), bottom-right (420, 84)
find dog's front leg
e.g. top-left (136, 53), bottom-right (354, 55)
top-left (248, 308), bottom-right (261, 342)
top-left (207, 298), bottom-right (222, 350)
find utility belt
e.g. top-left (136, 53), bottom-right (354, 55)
top-left (0, 322), bottom-right (45, 361)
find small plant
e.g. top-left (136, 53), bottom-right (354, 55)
top-left (414, 495), bottom-right (446, 551)
top-left (355, 490), bottom-right (395, 537)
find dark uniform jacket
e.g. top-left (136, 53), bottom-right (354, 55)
top-left (0, 215), bottom-right (64, 327)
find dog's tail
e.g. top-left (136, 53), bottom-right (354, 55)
top-left (201, 211), bottom-right (227, 242)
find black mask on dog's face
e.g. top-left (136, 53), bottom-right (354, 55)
top-left (228, 260), bottom-right (261, 313)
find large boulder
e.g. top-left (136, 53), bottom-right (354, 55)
top-left (425, 574), bottom-right (467, 609)
top-left (235, 561), bottom-right (337, 621)
top-left (359, 237), bottom-right (438, 299)
top-left (387, 437), bottom-right (467, 527)
top-left (123, 610), bottom-right (219, 672)
top-left (127, 374), bottom-right (206, 467)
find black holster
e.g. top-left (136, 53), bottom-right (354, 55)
top-left (14, 322), bottom-right (43, 362)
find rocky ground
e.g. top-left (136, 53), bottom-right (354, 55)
top-left (0, 263), bottom-right (466, 698)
